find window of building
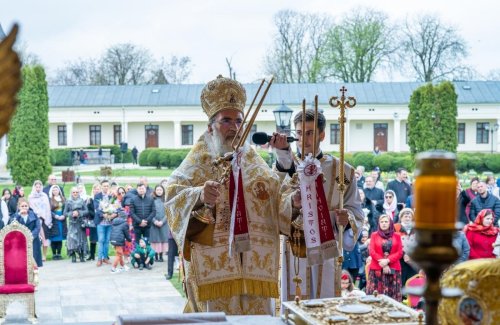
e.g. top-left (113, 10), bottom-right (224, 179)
top-left (57, 125), bottom-right (67, 146)
top-left (182, 125), bottom-right (193, 145)
top-left (113, 125), bottom-right (122, 145)
top-left (330, 123), bottom-right (340, 144)
top-left (249, 124), bottom-right (257, 144)
top-left (89, 125), bottom-right (101, 145)
top-left (476, 122), bottom-right (489, 144)
top-left (458, 123), bottom-right (465, 144)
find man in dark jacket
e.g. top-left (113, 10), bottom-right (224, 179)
top-left (469, 181), bottom-right (500, 225)
top-left (386, 167), bottom-right (412, 207)
top-left (363, 176), bottom-right (385, 213)
top-left (130, 183), bottom-right (155, 243)
top-left (43, 174), bottom-right (66, 198)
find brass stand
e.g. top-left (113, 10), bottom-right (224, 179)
top-left (409, 229), bottom-right (459, 325)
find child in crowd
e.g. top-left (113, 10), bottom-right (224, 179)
top-left (110, 209), bottom-right (131, 273)
top-left (341, 270), bottom-right (366, 298)
top-left (131, 238), bottom-right (156, 270)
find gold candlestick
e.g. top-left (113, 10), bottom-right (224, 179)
top-left (409, 151), bottom-right (462, 325)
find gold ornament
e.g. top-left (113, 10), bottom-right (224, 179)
top-left (200, 75), bottom-right (246, 118)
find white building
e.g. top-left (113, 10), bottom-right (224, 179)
top-left (44, 81), bottom-right (500, 154)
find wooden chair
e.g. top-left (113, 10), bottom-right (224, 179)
top-left (0, 220), bottom-right (37, 324)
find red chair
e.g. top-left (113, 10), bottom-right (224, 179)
top-left (405, 273), bottom-right (426, 309)
top-left (0, 220), bottom-right (37, 323)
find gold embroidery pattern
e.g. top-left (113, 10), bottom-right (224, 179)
top-left (201, 251), bottom-right (235, 277)
top-left (248, 251), bottom-right (273, 274)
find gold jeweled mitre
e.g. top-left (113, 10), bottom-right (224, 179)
top-left (439, 258), bottom-right (500, 324)
top-left (200, 75), bottom-right (246, 118)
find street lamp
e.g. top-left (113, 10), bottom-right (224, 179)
top-left (489, 123), bottom-right (499, 153)
top-left (273, 100), bottom-right (293, 135)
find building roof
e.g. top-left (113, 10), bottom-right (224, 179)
top-left (47, 81), bottom-right (500, 108)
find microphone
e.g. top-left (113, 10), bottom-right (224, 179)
top-left (252, 132), bottom-right (298, 145)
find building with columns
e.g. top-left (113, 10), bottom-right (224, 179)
top-left (44, 81), bottom-right (500, 154)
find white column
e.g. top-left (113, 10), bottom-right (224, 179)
top-left (495, 120), bottom-right (500, 153)
top-left (121, 121), bottom-right (128, 143)
top-left (66, 122), bottom-right (73, 147)
top-left (393, 116), bottom-right (401, 152)
top-left (0, 135), bottom-right (7, 168)
top-left (345, 119), bottom-right (351, 152)
top-left (173, 121), bottom-right (181, 148)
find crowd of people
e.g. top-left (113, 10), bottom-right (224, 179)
top-left (344, 167), bottom-right (500, 306)
top-left (1, 75), bottom-right (500, 316)
top-left (0, 175), bottom-right (179, 279)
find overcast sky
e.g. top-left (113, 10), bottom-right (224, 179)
top-left (1, 0), bottom-right (498, 84)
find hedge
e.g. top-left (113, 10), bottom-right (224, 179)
top-left (49, 145), bottom-right (133, 166)
top-left (50, 146), bottom-right (500, 174)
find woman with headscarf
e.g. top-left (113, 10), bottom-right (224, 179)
top-left (49, 185), bottom-right (67, 260)
top-left (367, 214), bottom-right (404, 301)
top-left (383, 190), bottom-right (400, 223)
top-left (10, 198), bottom-right (43, 266)
top-left (394, 208), bottom-right (419, 286)
top-left (82, 183), bottom-right (98, 261)
top-left (28, 180), bottom-right (52, 262)
top-left (464, 209), bottom-right (499, 259)
top-left (9, 185), bottom-right (24, 216)
top-left (63, 186), bottom-right (89, 263)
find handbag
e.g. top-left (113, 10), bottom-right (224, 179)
top-left (81, 218), bottom-right (96, 229)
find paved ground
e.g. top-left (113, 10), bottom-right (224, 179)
top-left (2, 258), bottom-right (185, 324)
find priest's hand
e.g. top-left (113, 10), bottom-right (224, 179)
top-left (201, 181), bottom-right (221, 206)
top-left (292, 189), bottom-right (302, 209)
top-left (334, 208), bottom-right (349, 227)
top-left (269, 132), bottom-right (289, 150)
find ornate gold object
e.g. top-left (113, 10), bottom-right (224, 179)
top-left (200, 75), bottom-right (246, 118)
top-left (0, 220), bottom-right (38, 324)
top-left (409, 151), bottom-right (461, 325)
top-left (282, 294), bottom-right (422, 325)
top-left (439, 259), bottom-right (500, 325)
top-left (0, 23), bottom-right (21, 138)
top-left (329, 86), bottom-right (356, 297)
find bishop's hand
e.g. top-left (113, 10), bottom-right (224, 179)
top-left (201, 180), bottom-right (221, 206)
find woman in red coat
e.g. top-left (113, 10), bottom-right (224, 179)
top-left (464, 209), bottom-right (498, 259)
top-left (367, 214), bottom-right (404, 301)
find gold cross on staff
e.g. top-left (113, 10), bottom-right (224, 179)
top-left (328, 86), bottom-right (356, 297)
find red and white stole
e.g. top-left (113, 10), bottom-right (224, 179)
top-left (297, 154), bottom-right (336, 265)
top-left (228, 151), bottom-right (250, 255)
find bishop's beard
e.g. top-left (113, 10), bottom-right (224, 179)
top-left (207, 127), bottom-right (248, 156)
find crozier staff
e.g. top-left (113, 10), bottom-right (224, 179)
top-left (164, 75), bottom-right (291, 315)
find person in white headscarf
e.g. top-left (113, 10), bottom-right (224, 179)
top-left (28, 180), bottom-right (52, 261)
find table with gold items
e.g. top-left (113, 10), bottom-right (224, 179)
top-left (281, 292), bottom-right (423, 325)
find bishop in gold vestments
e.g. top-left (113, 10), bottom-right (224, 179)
top-left (164, 76), bottom-right (291, 315)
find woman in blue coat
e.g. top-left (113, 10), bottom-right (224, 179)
top-left (9, 198), bottom-right (43, 267)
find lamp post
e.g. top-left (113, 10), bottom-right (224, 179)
top-left (273, 100), bottom-right (293, 135)
top-left (490, 123), bottom-right (499, 153)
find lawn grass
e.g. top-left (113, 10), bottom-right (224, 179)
top-left (168, 271), bottom-right (186, 298)
top-left (74, 168), bottom-right (174, 177)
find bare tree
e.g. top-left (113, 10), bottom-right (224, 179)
top-left (320, 8), bottom-right (398, 82)
top-left (401, 14), bottom-right (468, 82)
top-left (51, 58), bottom-right (100, 85)
top-left (226, 57), bottom-right (236, 80)
top-left (99, 43), bottom-right (153, 85)
top-left (150, 55), bottom-right (192, 84)
top-left (264, 10), bottom-right (332, 83)
top-left (486, 69), bottom-right (500, 80)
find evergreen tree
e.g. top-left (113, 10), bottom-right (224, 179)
top-left (407, 81), bottom-right (458, 156)
top-left (7, 65), bottom-right (52, 185)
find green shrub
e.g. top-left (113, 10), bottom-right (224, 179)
top-left (484, 154), bottom-right (500, 173)
top-left (138, 150), bottom-right (151, 166)
top-left (372, 153), bottom-right (392, 172)
top-left (148, 150), bottom-right (161, 168)
top-left (51, 149), bottom-right (73, 166)
top-left (159, 151), bottom-right (170, 167)
top-left (352, 152), bottom-right (374, 171)
top-left (468, 155), bottom-right (486, 173)
top-left (170, 152), bottom-right (185, 168)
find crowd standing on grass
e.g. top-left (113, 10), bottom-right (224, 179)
top-left (2, 175), bottom-right (179, 278)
